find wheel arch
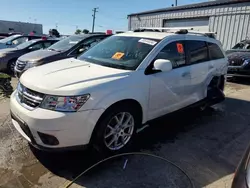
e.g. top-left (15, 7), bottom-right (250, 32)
top-left (90, 99), bottom-right (143, 144)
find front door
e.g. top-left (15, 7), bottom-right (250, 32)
top-left (147, 41), bottom-right (193, 120)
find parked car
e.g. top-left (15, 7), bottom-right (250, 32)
top-left (0, 34), bottom-right (43, 49)
top-left (10, 30), bottom-right (227, 153)
top-left (15, 33), bottom-right (110, 78)
top-left (231, 144), bottom-right (250, 188)
top-left (227, 40), bottom-right (250, 77)
top-left (0, 32), bottom-right (22, 39)
top-left (0, 38), bottom-right (59, 73)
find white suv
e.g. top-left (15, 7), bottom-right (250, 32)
top-left (10, 30), bottom-right (228, 153)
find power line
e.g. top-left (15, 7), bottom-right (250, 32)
top-left (92, 7), bottom-right (99, 32)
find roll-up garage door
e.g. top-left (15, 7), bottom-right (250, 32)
top-left (163, 18), bottom-right (209, 32)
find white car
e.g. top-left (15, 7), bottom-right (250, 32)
top-left (10, 30), bottom-right (228, 153)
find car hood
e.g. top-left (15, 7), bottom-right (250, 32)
top-left (227, 51), bottom-right (250, 60)
top-left (19, 49), bottom-right (60, 62)
top-left (20, 58), bottom-right (131, 95)
top-left (0, 48), bottom-right (17, 53)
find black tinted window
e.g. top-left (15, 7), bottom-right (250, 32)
top-left (155, 41), bottom-right (186, 68)
top-left (186, 40), bottom-right (208, 64)
top-left (208, 42), bottom-right (224, 60)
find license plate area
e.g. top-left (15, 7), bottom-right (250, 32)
top-left (11, 112), bottom-right (35, 143)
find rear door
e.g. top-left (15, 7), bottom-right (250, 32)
top-left (185, 40), bottom-right (210, 101)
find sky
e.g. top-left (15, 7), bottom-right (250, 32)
top-left (0, 0), bottom-right (207, 35)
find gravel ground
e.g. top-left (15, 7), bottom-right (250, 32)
top-left (0, 78), bottom-right (250, 188)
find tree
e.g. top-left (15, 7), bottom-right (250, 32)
top-left (75, 29), bottom-right (82, 34)
top-left (49, 29), bottom-right (60, 37)
top-left (82, 29), bottom-right (89, 34)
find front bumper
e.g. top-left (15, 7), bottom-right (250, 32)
top-left (14, 69), bottom-right (24, 78)
top-left (227, 66), bottom-right (250, 77)
top-left (10, 91), bottom-right (105, 150)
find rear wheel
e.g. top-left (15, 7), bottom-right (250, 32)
top-left (92, 104), bottom-right (140, 155)
top-left (201, 76), bottom-right (225, 111)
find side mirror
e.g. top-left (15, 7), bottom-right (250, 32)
top-left (154, 59), bottom-right (172, 72)
top-left (6, 41), bottom-right (12, 45)
top-left (79, 48), bottom-right (85, 53)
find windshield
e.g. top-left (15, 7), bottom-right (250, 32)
top-left (232, 41), bottom-right (250, 50)
top-left (15, 40), bottom-right (36, 49)
top-left (78, 36), bottom-right (159, 70)
top-left (0, 35), bottom-right (21, 43)
top-left (48, 35), bottom-right (84, 52)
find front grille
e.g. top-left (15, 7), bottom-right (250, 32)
top-left (16, 60), bottom-right (27, 71)
top-left (17, 83), bottom-right (44, 109)
top-left (228, 56), bottom-right (244, 66)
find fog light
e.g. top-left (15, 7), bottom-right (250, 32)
top-left (38, 132), bottom-right (59, 145)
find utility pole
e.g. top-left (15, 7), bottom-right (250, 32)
top-left (175, 0), bottom-right (177, 6)
top-left (92, 7), bottom-right (98, 33)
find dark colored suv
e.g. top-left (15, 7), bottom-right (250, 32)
top-left (0, 38), bottom-right (59, 73)
top-left (15, 33), bottom-right (110, 78)
top-left (227, 40), bottom-right (250, 77)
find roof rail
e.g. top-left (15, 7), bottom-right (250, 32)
top-left (138, 27), bottom-right (194, 31)
top-left (134, 27), bottom-right (217, 39)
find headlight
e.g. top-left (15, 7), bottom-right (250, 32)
top-left (40, 94), bottom-right (90, 112)
top-left (24, 62), bottom-right (36, 69)
top-left (0, 53), bottom-right (6, 58)
top-left (243, 59), bottom-right (250, 66)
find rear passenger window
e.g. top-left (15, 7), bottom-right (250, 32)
top-left (155, 41), bottom-right (186, 68)
top-left (208, 42), bottom-right (224, 60)
top-left (186, 40), bottom-right (208, 64)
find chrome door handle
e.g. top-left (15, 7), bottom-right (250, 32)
top-left (182, 72), bottom-right (191, 77)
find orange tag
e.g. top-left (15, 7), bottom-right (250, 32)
top-left (177, 43), bottom-right (184, 54)
top-left (112, 52), bottom-right (124, 60)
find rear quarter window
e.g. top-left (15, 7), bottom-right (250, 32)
top-left (186, 40), bottom-right (209, 64)
top-left (208, 42), bottom-right (224, 60)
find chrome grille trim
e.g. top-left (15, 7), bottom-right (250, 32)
top-left (16, 60), bottom-right (27, 71)
top-left (16, 83), bottom-right (44, 110)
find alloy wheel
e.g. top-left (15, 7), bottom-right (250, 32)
top-left (104, 112), bottom-right (134, 151)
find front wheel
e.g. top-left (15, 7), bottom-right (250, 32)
top-left (7, 59), bottom-right (17, 74)
top-left (92, 105), bottom-right (139, 154)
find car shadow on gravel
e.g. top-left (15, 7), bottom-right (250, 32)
top-left (31, 97), bottom-right (250, 188)
top-left (227, 76), bottom-right (250, 85)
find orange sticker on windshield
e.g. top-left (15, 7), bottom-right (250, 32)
top-left (177, 43), bottom-right (184, 54)
top-left (112, 52), bottom-right (124, 60)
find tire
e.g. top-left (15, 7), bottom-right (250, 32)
top-left (200, 76), bottom-right (225, 111)
top-left (7, 59), bottom-right (17, 74)
top-left (92, 104), bottom-right (140, 155)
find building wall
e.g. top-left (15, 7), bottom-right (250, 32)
top-left (0, 20), bottom-right (43, 35)
top-left (128, 2), bottom-right (250, 50)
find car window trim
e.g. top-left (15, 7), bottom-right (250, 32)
top-left (145, 40), bottom-right (188, 75)
top-left (185, 40), bottom-right (210, 65)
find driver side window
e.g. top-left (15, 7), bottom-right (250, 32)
top-left (12, 37), bottom-right (28, 45)
top-left (30, 42), bottom-right (43, 50)
top-left (155, 41), bottom-right (186, 69)
top-left (71, 37), bottom-right (103, 56)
